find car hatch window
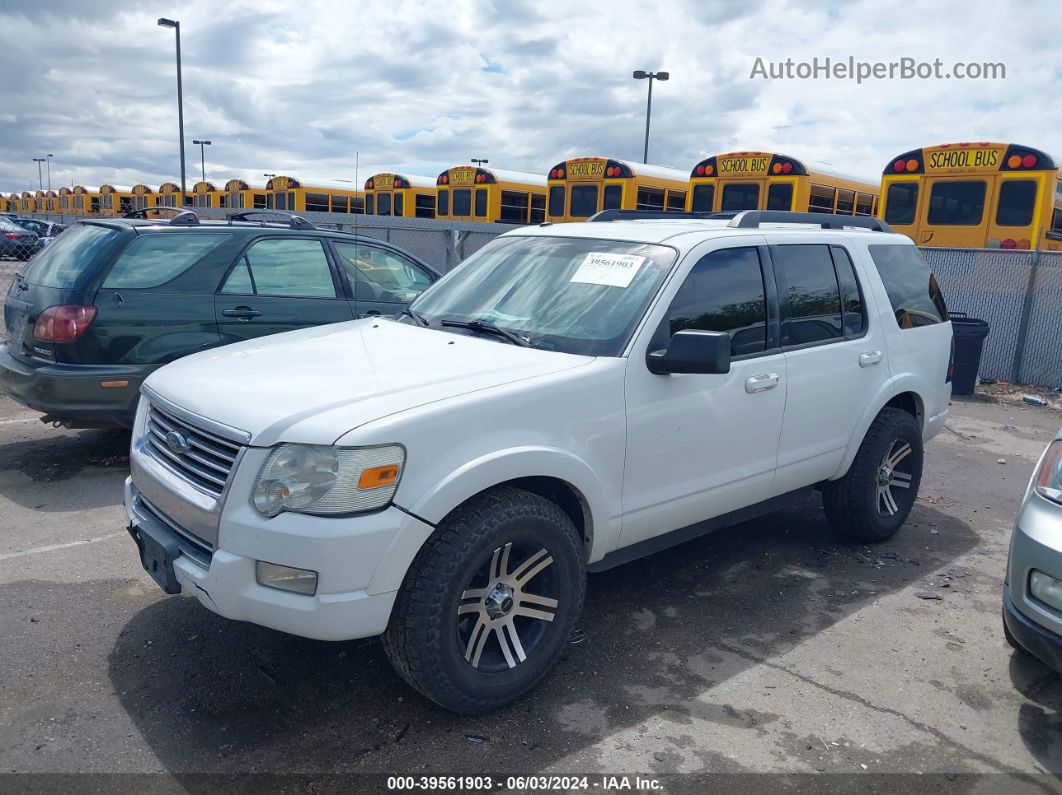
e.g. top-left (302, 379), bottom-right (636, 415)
top-left (333, 242), bottom-right (433, 303)
top-left (20, 224), bottom-right (124, 288)
top-left (103, 233), bottom-right (230, 289)
top-left (234, 238), bottom-right (337, 298)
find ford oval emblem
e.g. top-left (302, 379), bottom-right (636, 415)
top-left (165, 430), bottom-right (191, 455)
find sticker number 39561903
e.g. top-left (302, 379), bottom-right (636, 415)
top-left (569, 252), bottom-right (647, 288)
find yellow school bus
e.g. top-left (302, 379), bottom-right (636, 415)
top-left (156, 182), bottom-right (184, 208)
top-left (436, 165), bottom-right (547, 224)
top-left (70, 186), bottom-right (100, 215)
top-left (19, 191), bottom-right (36, 214)
top-left (364, 173), bottom-right (437, 218)
top-left (264, 175), bottom-right (364, 214)
top-left (98, 184), bottom-right (138, 216)
top-left (221, 178), bottom-right (272, 210)
top-left (34, 190), bottom-right (51, 213)
top-left (128, 184), bottom-right (156, 211)
top-left (687, 151), bottom-right (879, 218)
top-left (545, 157), bottom-right (688, 222)
top-left (191, 181), bottom-right (221, 209)
top-left (879, 142), bottom-right (1061, 250)
top-left (57, 187), bottom-right (75, 214)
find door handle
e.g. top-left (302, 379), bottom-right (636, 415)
top-left (745, 373), bottom-right (779, 393)
top-left (222, 306), bottom-right (261, 320)
top-left (859, 350), bottom-right (883, 367)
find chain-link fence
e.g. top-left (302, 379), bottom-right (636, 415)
top-left (2, 213), bottom-right (1060, 387)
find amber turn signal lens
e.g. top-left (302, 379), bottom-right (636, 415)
top-left (100, 380), bottom-right (129, 388)
top-left (358, 464), bottom-right (401, 490)
top-left (1007, 154), bottom-right (1022, 168)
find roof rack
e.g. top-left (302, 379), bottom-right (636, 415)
top-left (588, 209), bottom-right (732, 223)
top-left (227, 210), bottom-right (317, 230)
top-left (727, 211), bottom-right (893, 232)
top-left (123, 207), bottom-right (200, 225)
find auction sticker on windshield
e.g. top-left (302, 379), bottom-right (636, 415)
top-left (570, 252), bottom-right (646, 288)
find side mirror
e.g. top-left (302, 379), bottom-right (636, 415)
top-left (647, 330), bottom-right (731, 375)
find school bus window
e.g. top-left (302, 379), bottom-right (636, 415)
top-left (808, 184), bottom-right (835, 213)
top-left (351, 197), bottom-right (365, 214)
top-left (636, 187), bottom-right (665, 211)
top-left (1053, 208), bottom-right (1062, 236)
top-left (691, 184), bottom-right (714, 212)
top-left (500, 191), bottom-right (529, 223)
top-left (603, 184), bottom-right (622, 211)
top-left (452, 189), bottom-right (472, 216)
top-left (306, 193), bottom-right (329, 213)
top-left (721, 183), bottom-right (758, 211)
top-left (330, 195), bottom-right (348, 213)
top-left (666, 190), bottom-right (686, 211)
top-left (415, 194), bottom-right (435, 219)
top-left (855, 192), bottom-right (874, 216)
top-left (548, 186), bottom-right (565, 217)
top-left (395, 193), bottom-right (405, 217)
top-left (378, 194), bottom-right (392, 216)
top-left (530, 195), bottom-right (546, 223)
top-left (927, 181), bottom-right (986, 226)
top-left (995, 180), bottom-right (1037, 227)
top-left (884, 183), bottom-right (918, 225)
top-left (437, 190), bottom-right (449, 216)
top-left (365, 194), bottom-right (375, 215)
top-left (475, 189), bottom-right (488, 218)
top-left (767, 183), bottom-right (793, 211)
top-left (836, 189), bottom-right (855, 214)
top-left (275, 193), bottom-right (287, 211)
top-left (570, 185), bottom-right (599, 217)
top-left (254, 194), bottom-right (269, 209)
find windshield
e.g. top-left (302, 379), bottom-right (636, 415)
top-left (409, 235), bottom-right (676, 356)
top-left (20, 223), bottom-right (124, 288)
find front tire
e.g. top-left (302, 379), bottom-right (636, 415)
top-left (382, 486), bottom-right (585, 714)
top-left (823, 408), bottom-right (923, 542)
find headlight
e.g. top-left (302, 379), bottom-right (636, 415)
top-left (1033, 440), bottom-right (1062, 505)
top-left (252, 443), bottom-right (404, 518)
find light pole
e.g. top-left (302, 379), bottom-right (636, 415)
top-left (471, 158), bottom-right (488, 167)
top-left (192, 139), bottom-right (211, 182)
top-left (32, 158), bottom-right (45, 190)
top-left (158, 18), bottom-right (186, 206)
top-left (632, 70), bottom-right (669, 164)
top-left (46, 154), bottom-right (53, 191)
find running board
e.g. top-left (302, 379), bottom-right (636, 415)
top-left (587, 487), bottom-right (815, 573)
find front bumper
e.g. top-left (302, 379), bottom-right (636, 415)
top-left (124, 476), bottom-right (430, 641)
top-left (1004, 587), bottom-right (1062, 674)
top-left (0, 342), bottom-right (150, 426)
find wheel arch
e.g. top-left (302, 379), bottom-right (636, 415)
top-left (832, 377), bottom-right (928, 480)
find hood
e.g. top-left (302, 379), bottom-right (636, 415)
top-left (144, 318), bottom-right (591, 446)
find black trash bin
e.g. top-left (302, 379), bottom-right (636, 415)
top-left (949, 311), bottom-right (990, 396)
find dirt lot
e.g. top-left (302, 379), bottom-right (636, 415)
top-left (0, 391), bottom-right (1060, 789)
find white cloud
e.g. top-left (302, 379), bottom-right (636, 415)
top-left (1, 0), bottom-right (1059, 193)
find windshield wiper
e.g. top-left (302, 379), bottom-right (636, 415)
top-left (439, 318), bottom-right (532, 347)
top-left (396, 307), bottom-right (429, 327)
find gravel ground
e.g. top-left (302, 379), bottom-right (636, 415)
top-left (0, 391), bottom-right (1060, 791)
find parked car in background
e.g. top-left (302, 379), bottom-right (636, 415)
top-left (12, 218), bottom-right (66, 253)
top-left (0, 211), bottom-right (440, 428)
top-left (1004, 428), bottom-right (1062, 674)
top-left (123, 210), bottom-right (953, 713)
top-left (0, 216), bottom-right (39, 261)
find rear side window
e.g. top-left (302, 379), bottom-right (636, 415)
top-left (103, 233), bottom-right (230, 289)
top-left (691, 183), bottom-right (714, 212)
top-left (21, 224), bottom-right (123, 288)
top-left (663, 246), bottom-right (767, 357)
top-left (548, 186), bottom-right (565, 217)
top-left (437, 189), bottom-right (449, 216)
top-left (766, 183), bottom-right (793, 210)
top-left (775, 244), bottom-right (842, 345)
top-left (603, 184), bottom-right (622, 210)
top-left (868, 244), bottom-right (948, 328)
top-left (474, 189), bottom-right (488, 218)
top-left (831, 246), bottom-right (865, 336)
top-left (996, 180), bottom-right (1037, 227)
top-left (884, 182), bottom-right (919, 225)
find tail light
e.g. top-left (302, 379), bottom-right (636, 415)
top-left (33, 305), bottom-right (97, 343)
top-left (2, 233), bottom-right (18, 240)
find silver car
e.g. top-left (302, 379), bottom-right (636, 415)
top-left (1004, 427), bottom-right (1062, 672)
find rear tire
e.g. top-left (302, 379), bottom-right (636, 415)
top-left (382, 486), bottom-right (585, 714)
top-left (823, 408), bottom-right (923, 542)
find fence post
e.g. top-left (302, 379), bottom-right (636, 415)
top-left (1010, 248), bottom-right (1042, 383)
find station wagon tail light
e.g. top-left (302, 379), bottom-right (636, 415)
top-left (253, 443), bottom-right (405, 517)
top-left (1033, 440), bottom-right (1062, 505)
top-left (33, 305), bottom-right (97, 343)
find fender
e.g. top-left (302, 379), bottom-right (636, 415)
top-left (831, 372), bottom-right (927, 480)
top-left (366, 446), bottom-right (619, 595)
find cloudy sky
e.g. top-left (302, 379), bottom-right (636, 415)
top-left (1, 0), bottom-right (1060, 194)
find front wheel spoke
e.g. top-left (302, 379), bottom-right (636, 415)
top-left (881, 486), bottom-right (898, 515)
top-left (886, 443), bottom-right (912, 468)
top-left (513, 604), bottom-right (556, 622)
top-left (464, 616), bottom-right (491, 667)
top-left (518, 592), bottom-right (559, 609)
top-left (500, 620), bottom-right (526, 667)
top-left (461, 587), bottom-right (486, 602)
top-left (889, 476), bottom-right (911, 489)
top-left (458, 603), bottom-right (482, 615)
top-left (512, 549), bottom-right (553, 585)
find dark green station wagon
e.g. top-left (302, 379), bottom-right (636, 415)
top-left (0, 211), bottom-right (440, 428)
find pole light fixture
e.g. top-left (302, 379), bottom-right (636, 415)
top-left (158, 18), bottom-right (187, 205)
top-left (632, 70), bottom-right (669, 164)
top-left (193, 139), bottom-right (212, 183)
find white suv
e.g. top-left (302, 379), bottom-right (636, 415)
top-left (125, 210), bottom-right (953, 713)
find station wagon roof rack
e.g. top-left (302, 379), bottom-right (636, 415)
top-left (123, 207), bottom-right (200, 225)
top-left (588, 209), bottom-right (732, 222)
top-left (727, 210), bottom-right (893, 232)
top-left (227, 210), bottom-right (317, 230)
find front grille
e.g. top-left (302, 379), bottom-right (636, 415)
top-left (138, 495), bottom-right (214, 566)
top-left (144, 402), bottom-right (242, 497)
